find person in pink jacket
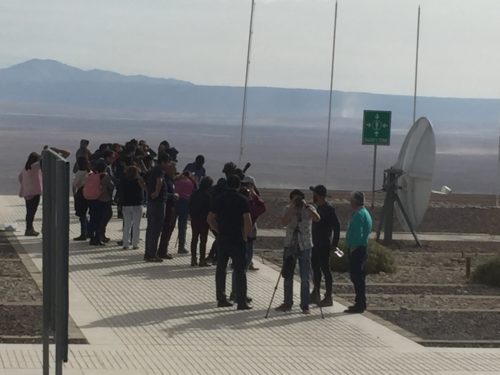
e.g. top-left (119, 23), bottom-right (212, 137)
top-left (18, 152), bottom-right (43, 236)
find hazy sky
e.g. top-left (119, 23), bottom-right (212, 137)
top-left (1, 0), bottom-right (499, 98)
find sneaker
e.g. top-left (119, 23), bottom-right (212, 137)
top-left (217, 300), bottom-right (233, 308)
top-left (25, 229), bottom-right (40, 237)
top-left (344, 305), bottom-right (365, 314)
top-left (159, 254), bottom-right (173, 260)
top-left (318, 297), bottom-right (333, 307)
top-left (237, 303), bottom-right (253, 311)
top-left (248, 263), bottom-right (259, 271)
top-left (275, 303), bottom-right (292, 312)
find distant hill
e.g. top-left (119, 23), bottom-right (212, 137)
top-left (0, 59), bottom-right (499, 130)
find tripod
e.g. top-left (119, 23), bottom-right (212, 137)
top-left (264, 257), bottom-right (325, 319)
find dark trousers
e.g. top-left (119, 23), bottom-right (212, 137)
top-left (216, 239), bottom-right (247, 306)
top-left (79, 215), bottom-right (88, 237)
top-left (145, 201), bottom-right (165, 259)
top-left (190, 216), bottom-right (209, 260)
top-left (158, 204), bottom-right (175, 256)
top-left (174, 198), bottom-right (189, 251)
top-left (311, 245), bottom-right (333, 297)
top-left (88, 200), bottom-right (106, 241)
top-left (207, 231), bottom-right (218, 260)
top-left (25, 195), bottom-right (41, 230)
top-left (99, 201), bottom-right (113, 240)
top-left (348, 246), bottom-right (367, 309)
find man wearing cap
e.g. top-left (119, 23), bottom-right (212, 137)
top-left (309, 185), bottom-right (340, 307)
top-left (345, 191), bottom-right (372, 313)
top-left (208, 175), bottom-right (253, 310)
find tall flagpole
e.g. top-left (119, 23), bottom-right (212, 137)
top-left (239, 0), bottom-right (256, 165)
top-left (324, 1), bottom-right (339, 182)
top-left (413, 5), bottom-right (421, 125)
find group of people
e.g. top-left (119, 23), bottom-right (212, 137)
top-left (18, 140), bottom-right (372, 315)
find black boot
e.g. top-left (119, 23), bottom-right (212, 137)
top-left (310, 289), bottom-right (320, 305)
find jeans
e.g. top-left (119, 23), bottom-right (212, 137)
top-left (349, 246), bottom-right (367, 309)
top-left (88, 200), bottom-right (106, 242)
top-left (144, 201), bottom-right (165, 258)
top-left (174, 198), bottom-right (189, 251)
top-left (283, 247), bottom-right (311, 310)
top-left (25, 195), bottom-right (41, 231)
top-left (216, 238), bottom-right (247, 306)
top-left (190, 216), bottom-right (209, 260)
top-left (311, 245), bottom-right (333, 297)
top-left (122, 205), bottom-right (143, 247)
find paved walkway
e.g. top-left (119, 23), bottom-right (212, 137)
top-left (259, 229), bottom-right (500, 243)
top-left (1, 194), bottom-right (500, 375)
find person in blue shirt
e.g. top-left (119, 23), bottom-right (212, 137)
top-left (345, 191), bottom-right (372, 314)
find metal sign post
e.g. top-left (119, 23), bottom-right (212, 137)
top-left (362, 110), bottom-right (392, 208)
top-left (42, 149), bottom-right (70, 375)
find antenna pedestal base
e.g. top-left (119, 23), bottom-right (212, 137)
top-left (376, 168), bottom-right (421, 247)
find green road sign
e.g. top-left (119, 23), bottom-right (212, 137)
top-left (362, 110), bottom-right (392, 145)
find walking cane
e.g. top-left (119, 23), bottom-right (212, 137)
top-left (318, 295), bottom-right (325, 320)
top-left (265, 272), bottom-right (282, 319)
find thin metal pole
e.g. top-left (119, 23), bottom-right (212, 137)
top-left (239, 0), bottom-right (256, 165)
top-left (371, 144), bottom-right (378, 209)
top-left (324, 0), bottom-right (339, 182)
top-left (413, 5), bottom-right (421, 125)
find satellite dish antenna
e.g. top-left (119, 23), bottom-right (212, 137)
top-left (376, 117), bottom-right (436, 246)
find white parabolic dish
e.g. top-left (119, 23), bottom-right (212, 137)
top-left (394, 117), bottom-right (436, 230)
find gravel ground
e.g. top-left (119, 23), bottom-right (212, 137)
top-left (0, 305), bottom-right (42, 337)
top-left (365, 295), bottom-right (500, 310)
top-left (371, 310), bottom-right (500, 341)
top-left (0, 233), bottom-right (43, 339)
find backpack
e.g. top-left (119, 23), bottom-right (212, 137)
top-left (83, 173), bottom-right (102, 200)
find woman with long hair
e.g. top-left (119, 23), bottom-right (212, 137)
top-left (18, 152), bottom-right (42, 236)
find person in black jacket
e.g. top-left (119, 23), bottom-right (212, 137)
top-left (309, 185), bottom-right (341, 307)
top-left (189, 176), bottom-right (213, 266)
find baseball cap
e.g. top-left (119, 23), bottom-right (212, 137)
top-left (309, 185), bottom-right (327, 197)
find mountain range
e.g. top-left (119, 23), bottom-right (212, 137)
top-left (0, 59), bottom-right (499, 131)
